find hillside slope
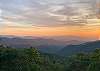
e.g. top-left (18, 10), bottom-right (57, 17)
top-left (58, 40), bottom-right (100, 56)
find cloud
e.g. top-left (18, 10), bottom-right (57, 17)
top-left (0, 0), bottom-right (100, 28)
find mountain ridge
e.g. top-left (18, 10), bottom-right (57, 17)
top-left (58, 40), bottom-right (100, 56)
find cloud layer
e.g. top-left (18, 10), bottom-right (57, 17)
top-left (0, 0), bottom-right (100, 28)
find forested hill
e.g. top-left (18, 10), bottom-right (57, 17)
top-left (1, 44), bottom-right (100, 71)
top-left (0, 45), bottom-right (67, 71)
top-left (58, 40), bottom-right (100, 56)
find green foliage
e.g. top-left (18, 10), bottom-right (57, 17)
top-left (67, 48), bottom-right (100, 71)
top-left (0, 46), bottom-right (66, 71)
top-left (1, 45), bottom-right (100, 71)
top-left (0, 47), bottom-right (41, 71)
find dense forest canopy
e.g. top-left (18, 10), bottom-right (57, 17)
top-left (1, 44), bottom-right (100, 71)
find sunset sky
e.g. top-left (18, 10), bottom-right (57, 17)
top-left (0, 0), bottom-right (100, 40)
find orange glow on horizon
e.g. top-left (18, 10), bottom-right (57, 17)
top-left (2, 26), bottom-right (100, 40)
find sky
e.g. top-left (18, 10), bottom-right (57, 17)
top-left (0, 0), bottom-right (100, 40)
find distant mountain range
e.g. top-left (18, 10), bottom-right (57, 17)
top-left (58, 40), bottom-right (100, 56)
top-left (0, 36), bottom-right (64, 46)
top-left (0, 36), bottom-right (82, 53)
top-left (0, 35), bottom-right (99, 54)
